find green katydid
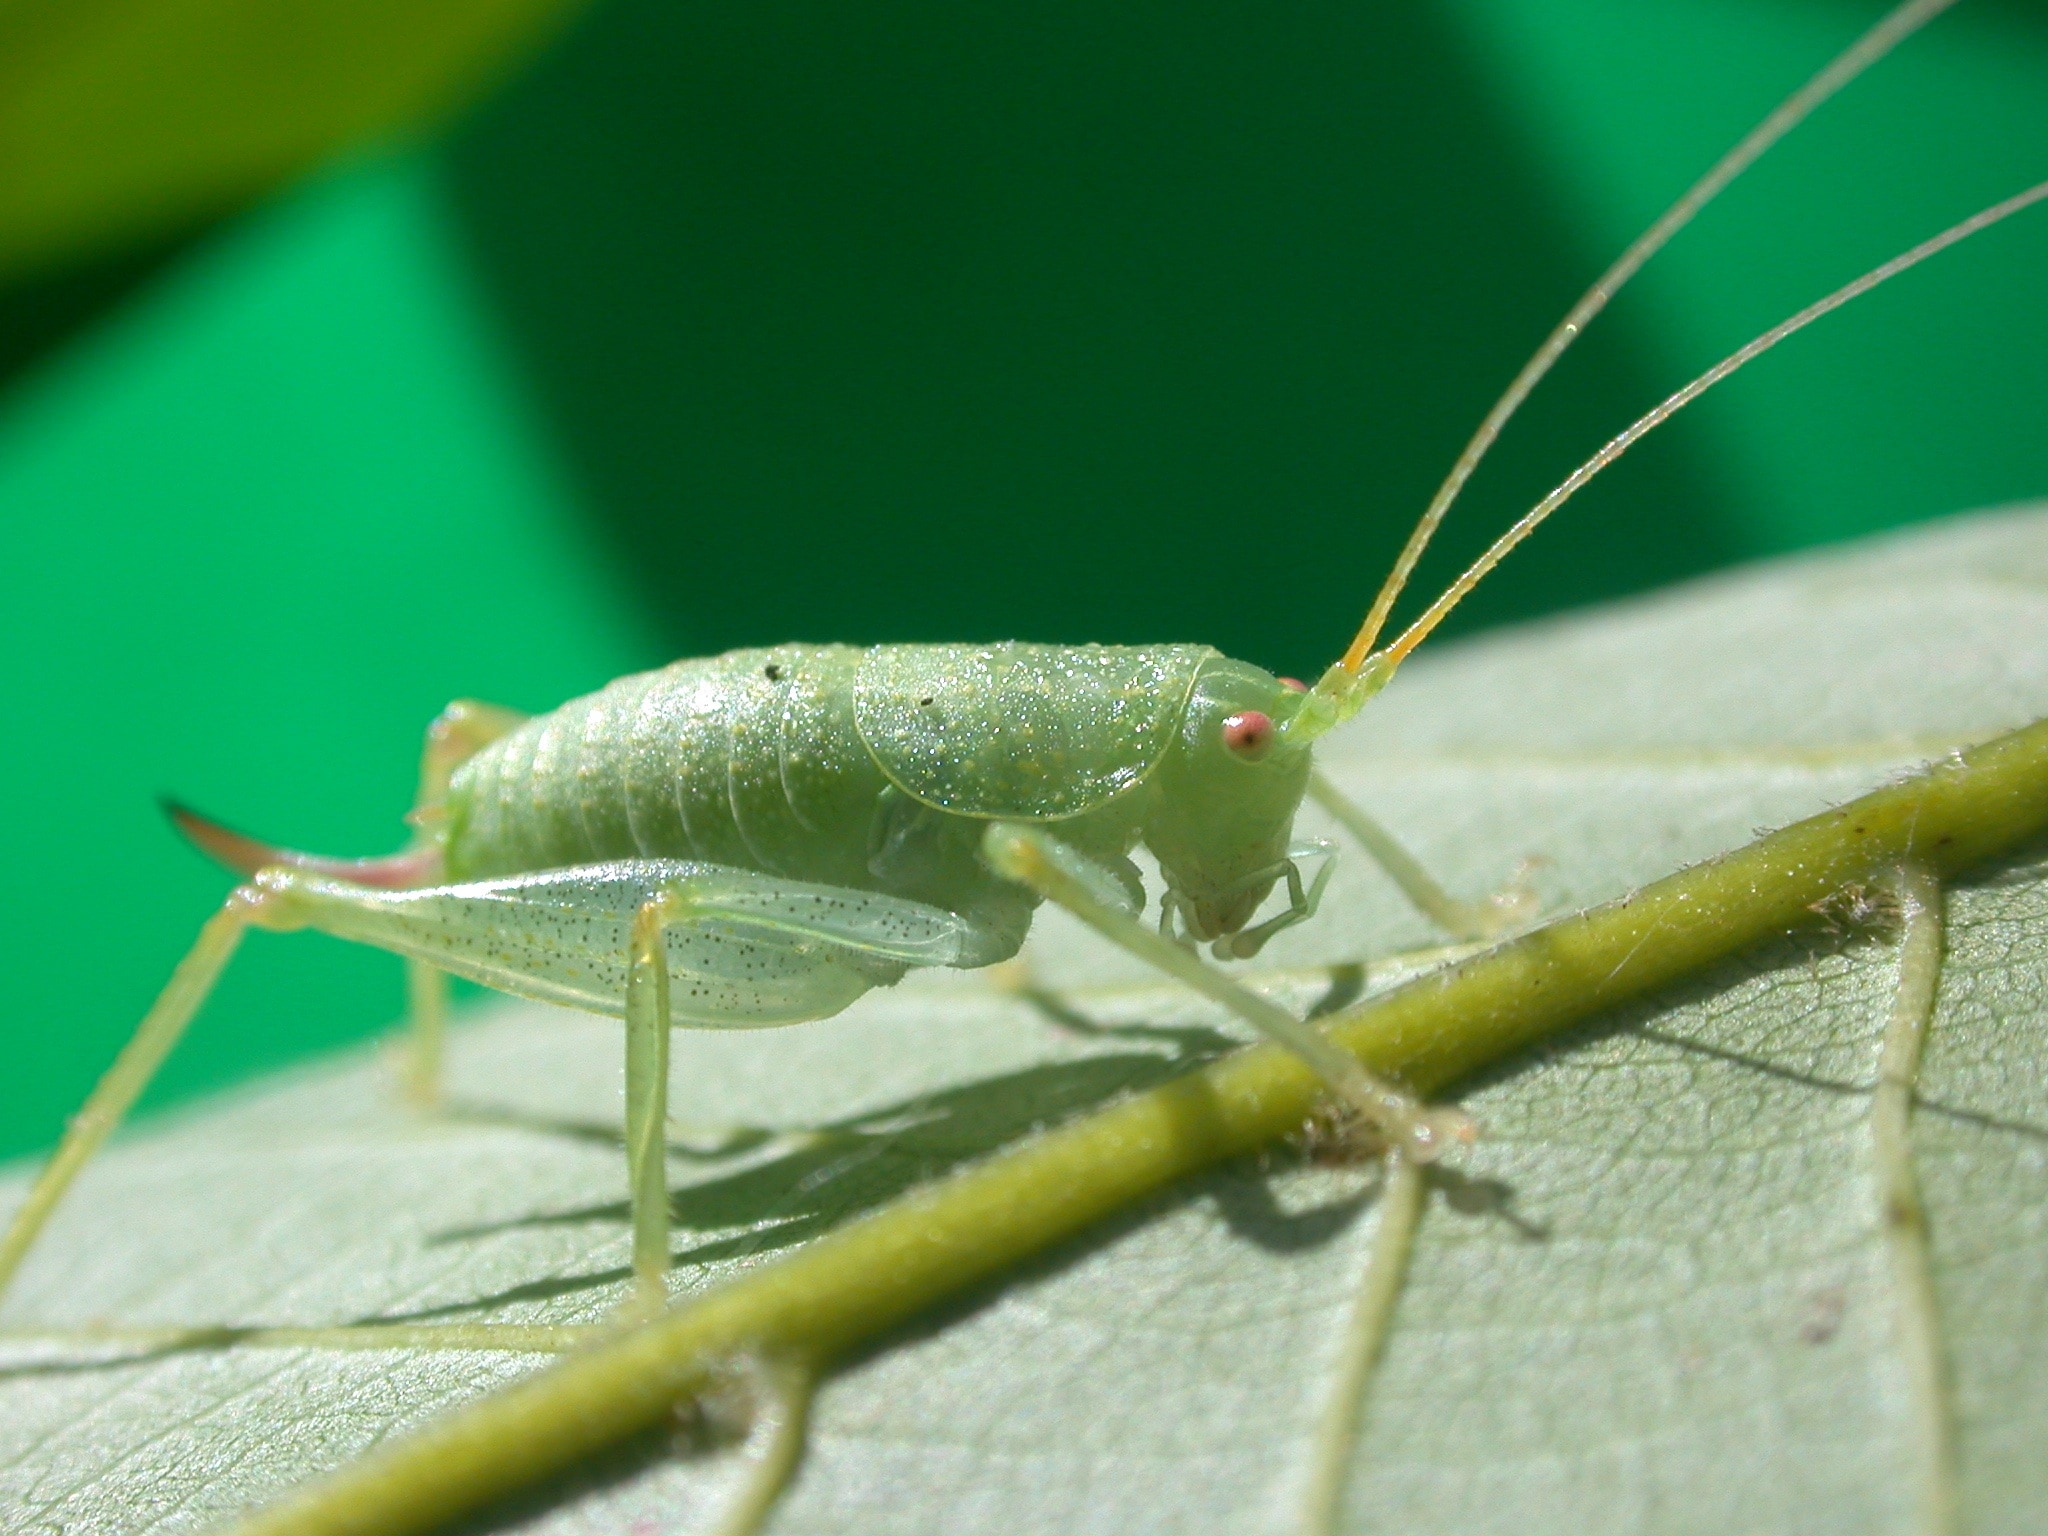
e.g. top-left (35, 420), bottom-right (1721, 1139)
top-left (0, 0), bottom-right (2039, 1385)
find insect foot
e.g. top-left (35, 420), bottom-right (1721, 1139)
top-left (1475, 856), bottom-right (1547, 937)
top-left (1807, 877), bottom-right (1906, 939)
top-left (671, 1354), bottom-right (817, 1536)
top-left (1293, 1100), bottom-right (1388, 1167)
top-left (1293, 1099), bottom-right (1477, 1168)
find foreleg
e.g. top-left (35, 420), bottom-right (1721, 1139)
top-left (983, 823), bottom-right (1471, 1162)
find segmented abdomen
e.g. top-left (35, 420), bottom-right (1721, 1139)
top-left (444, 645), bottom-right (889, 886)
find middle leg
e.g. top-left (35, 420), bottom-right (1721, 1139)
top-left (1309, 770), bottom-right (1534, 942)
top-left (403, 699), bottom-right (530, 1105)
top-left (625, 892), bottom-right (680, 1313)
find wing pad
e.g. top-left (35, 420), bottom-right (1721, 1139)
top-left (853, 643), bottom-right (1213, 819)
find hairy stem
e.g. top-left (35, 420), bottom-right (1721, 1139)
top-left (219, 719), bottom-right (2048, 1536)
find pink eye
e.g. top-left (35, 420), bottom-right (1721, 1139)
top-left (1221, 710), bottom-right (1274, 758)
top-left (1278, 677), bottom-right (1307, 693)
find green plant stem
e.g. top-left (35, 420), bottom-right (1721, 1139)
top-left (218, 718), bottom-right (2048, 1536)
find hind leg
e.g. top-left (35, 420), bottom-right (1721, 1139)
top-left (2, 858), bottom-right (977, 1337)
top-left (247, 859), bottom-right (994, 1311)
top-left (402, 700), bottom-right (528, 1105)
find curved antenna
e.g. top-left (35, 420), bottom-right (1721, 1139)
top-left (1365, 178), bottom-right (2048, 677)
top-left (1337, 0), bottom-right (1959, 675)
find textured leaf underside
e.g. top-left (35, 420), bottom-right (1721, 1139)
top-left (3, 507), bottom-right (2048, 1536)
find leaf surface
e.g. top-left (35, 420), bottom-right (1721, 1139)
top-left (3, 507), bottom-right (2047, 1535)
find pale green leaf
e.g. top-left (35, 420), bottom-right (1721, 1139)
top-left (4, 506), bottom-right (2048, 1535)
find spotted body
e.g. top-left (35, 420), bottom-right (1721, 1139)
top-left (443, 640), bottom-right (1313, 976)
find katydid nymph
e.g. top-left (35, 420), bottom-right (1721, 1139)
top-left (0, 0), bottom-right (2041, 1354)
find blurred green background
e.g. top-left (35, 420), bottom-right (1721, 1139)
top-left (1, 0), bottom-right (2044, 1160)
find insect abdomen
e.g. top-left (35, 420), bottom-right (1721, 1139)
top-left (444, 644), bottom-right (887, 885)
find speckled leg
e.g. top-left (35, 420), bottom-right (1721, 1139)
top-left (227, 858), bottom-right (1000, 1311)
top-left (0, 856), bottom-right (988, 1333)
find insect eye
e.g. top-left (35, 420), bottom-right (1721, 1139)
top-left (1221, 711), bottom-right (1274, 759)
top-left (1278, 677), bottom-right (1307, 693)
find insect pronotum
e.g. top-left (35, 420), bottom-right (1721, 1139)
top-left (2, 0), bottom-right (2043, 1508)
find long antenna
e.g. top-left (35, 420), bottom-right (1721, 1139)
top-left (1367, 178), bottom-right (2048, 675)
top-left (1336, 0), bottom-right (1959, 675)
